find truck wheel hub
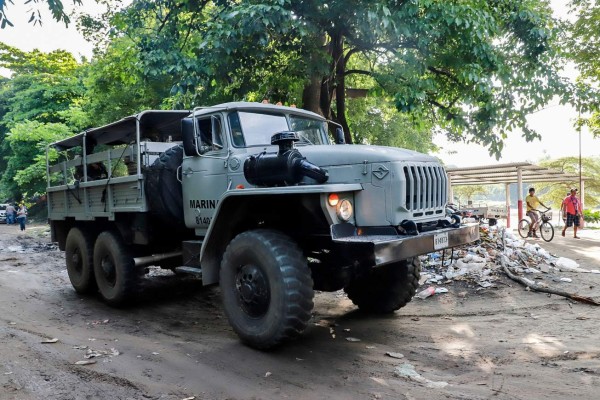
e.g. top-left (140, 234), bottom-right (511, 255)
top-left (71, 251), bottom-right (81, 268)
top-left (235, 265), bottom-right (270, 317)
top-left (100, 257), bottom-right (116, 284)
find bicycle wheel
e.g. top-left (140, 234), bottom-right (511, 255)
top-left (518, 219), bottom-right (531, 239)
top-left (540, 222), bottom-right (554, 242)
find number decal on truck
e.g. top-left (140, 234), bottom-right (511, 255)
top-left (195, 216), bottom-right (212, 225)
top-left (433, 232), bottom-right (449, 250)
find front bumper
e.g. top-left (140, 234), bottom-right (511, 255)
top-left (331, 223), bottom-right (480, 267)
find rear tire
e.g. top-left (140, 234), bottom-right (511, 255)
top-left (220, 229), bottom-right (314, 349)
top-left (65, 227), bottom-right (96, 294)
top-left (344, 258), bottom-right (420, 314)
top-left (93, 231), bottom-right (137, 306)
top-left (518, 219), bottom-right (531, 239)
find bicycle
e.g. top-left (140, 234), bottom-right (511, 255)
top-left (518, 208), bottom-right (554, 242)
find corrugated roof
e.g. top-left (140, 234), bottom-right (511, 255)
top-left (446, 162), bottom-right (585, 185)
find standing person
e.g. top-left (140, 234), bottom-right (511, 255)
top-left (562, 188), bottom-right (582, 239)
top-left (5, 203), bottom-right (15, 225)
top-left (16, 204), bottom-right (27, 231)
top-left (525, 187), bottom-right (548, 238)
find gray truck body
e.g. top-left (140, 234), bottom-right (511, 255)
top-left (47, 102), bottom-right (478, 348)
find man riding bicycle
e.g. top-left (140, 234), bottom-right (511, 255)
top-left (526, 187), bottom-right (549, 238)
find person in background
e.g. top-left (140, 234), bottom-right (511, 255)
top-left (525, 187), bottom-right (548, 238)
top-left (5, 203), bottom-right (15, 225)
top-left (16, 204), bottom-right (27, 231)
top-left (562, 188), bottom-right (582, 239)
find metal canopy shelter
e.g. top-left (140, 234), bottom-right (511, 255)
top-left (446, 162), bottom-right (587, 228)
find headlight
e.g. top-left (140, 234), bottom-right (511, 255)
top-left (337, 199), bottom-right (353, 221)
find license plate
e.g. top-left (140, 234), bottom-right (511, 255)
top-left (433, 232), bottom-right (449, 250)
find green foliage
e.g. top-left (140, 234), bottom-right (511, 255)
top-left (0, 0), bottom-right (82, 29)
top-left (81, 38), bottom-right (174, 125)
top-left (0, 44), bottom-right (84, 199)
top-left (78, 0), bottom-right (572, 156)
top-left (0, 43), bottom-right (83, 129)
top-left (1, 121), bottom-right (73, 199)
top-left (374, 0), bottom-right (572, 158)
top-left (191, 0), bottom-right (571, 156)
top-left (535, 156), bottom-right (600, 209)
top-left (567, 0), bottom-right (600, 137)
top-left (583, 209), bottom-right (600, 223)
top-left (452, 185), bottom-right (488, 204)
top-left (347, 97), bottom-right (436, 153)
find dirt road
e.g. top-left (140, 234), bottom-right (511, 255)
top-left (1, 224), bottom-right (599, 400)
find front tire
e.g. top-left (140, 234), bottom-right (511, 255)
top-left (220, 229), bottom-right (314, 349)
top-left (344, 258), bottom-right (420, 314)
top-left (540, 222), bottom-right (554, 242)
top-left (93, 231), bottom-right (137, 306)
top-left (65, 227), bottom-right (96, 294)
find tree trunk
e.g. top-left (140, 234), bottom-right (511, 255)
top-left (331, 31), bottom-right (351, 144)
top-left (302, 75), bottom-right (323, 116)
top-left (319, 77), bottom-right (333, 120)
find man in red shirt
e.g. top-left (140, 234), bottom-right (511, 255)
top-left (562, 188), bottom-right (582, 239)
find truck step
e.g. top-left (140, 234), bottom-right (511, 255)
top-left (174, 266), bottom-right (203, 277)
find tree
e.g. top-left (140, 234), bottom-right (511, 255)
top-left (1, 121), bottom-right (73, 199)
top-left (0, 44), bottom-right (84, 199)
top-left (80, 37), bottom-right (175, 125)
top-left (347, 97), bottom-right (436, 153)
top-left (567, 0), bottom-right (600, 136)
top-left (535, 156), bottom-right (600, 209)
top-left (82, 0), bottom-right (571, 157)
top-left (0, 0), bottom-right (82, 29)
top-left (452, 185), bottom-right (488, 205)
top-left (195, 0), bottom-right (571, 154)
top-left (0, 43), bottom-right (83, 129)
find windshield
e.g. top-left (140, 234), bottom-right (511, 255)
top-left (228, 111), bottom-right (329, 147)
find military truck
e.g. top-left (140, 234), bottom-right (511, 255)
top-left (46, 102), bottom-right (479, 349)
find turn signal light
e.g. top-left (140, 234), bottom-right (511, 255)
top-left (328, 193), bottom-right (339, 206)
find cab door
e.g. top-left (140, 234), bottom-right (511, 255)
top-left (182, 114), bottom-right (229, 231)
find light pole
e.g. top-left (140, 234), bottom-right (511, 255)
top-left (578, 109), bottom-right (584, 228)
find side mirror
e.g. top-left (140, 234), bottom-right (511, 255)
top-left (334, 127), bottom-right (345, 144)
top-left (181, 118), bottom-right (199, 156)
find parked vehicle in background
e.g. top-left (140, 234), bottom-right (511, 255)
top-left (0, 204), bottom-right (8, 224)
top-left (46, 102), bottom-right (479, 349)
top-left (450, 203), bottom-right (508, 226)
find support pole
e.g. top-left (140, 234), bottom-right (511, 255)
top-left (581, 180), bottom-right (585, 228)
top-left (517, 168), bottom-right (523, 223)
top-left (505, 183), bottom-right (511, 229)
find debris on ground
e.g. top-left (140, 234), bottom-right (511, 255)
top-left (41, 338), bottom-right (59, 344)
top-left (74, 360), bottom-right (97, 366)
top-left (385, 352), bottom-right (404, 359)
top-left (394, 362), bottom-right (449, 388)
top-left (72, 346), bottom-right (120, 362)
top-left (418, 226), bottom-right (599, 305)
top-left (346, 337), bottom-right (361, 342)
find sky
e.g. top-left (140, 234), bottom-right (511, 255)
top-left (0, 0), bottom-right (597, 168)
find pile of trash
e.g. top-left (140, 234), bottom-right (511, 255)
top-left (417, 226), bottom-right (599, 303)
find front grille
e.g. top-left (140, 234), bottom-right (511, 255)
top-left (403, 164), bottom-right (447, 212)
